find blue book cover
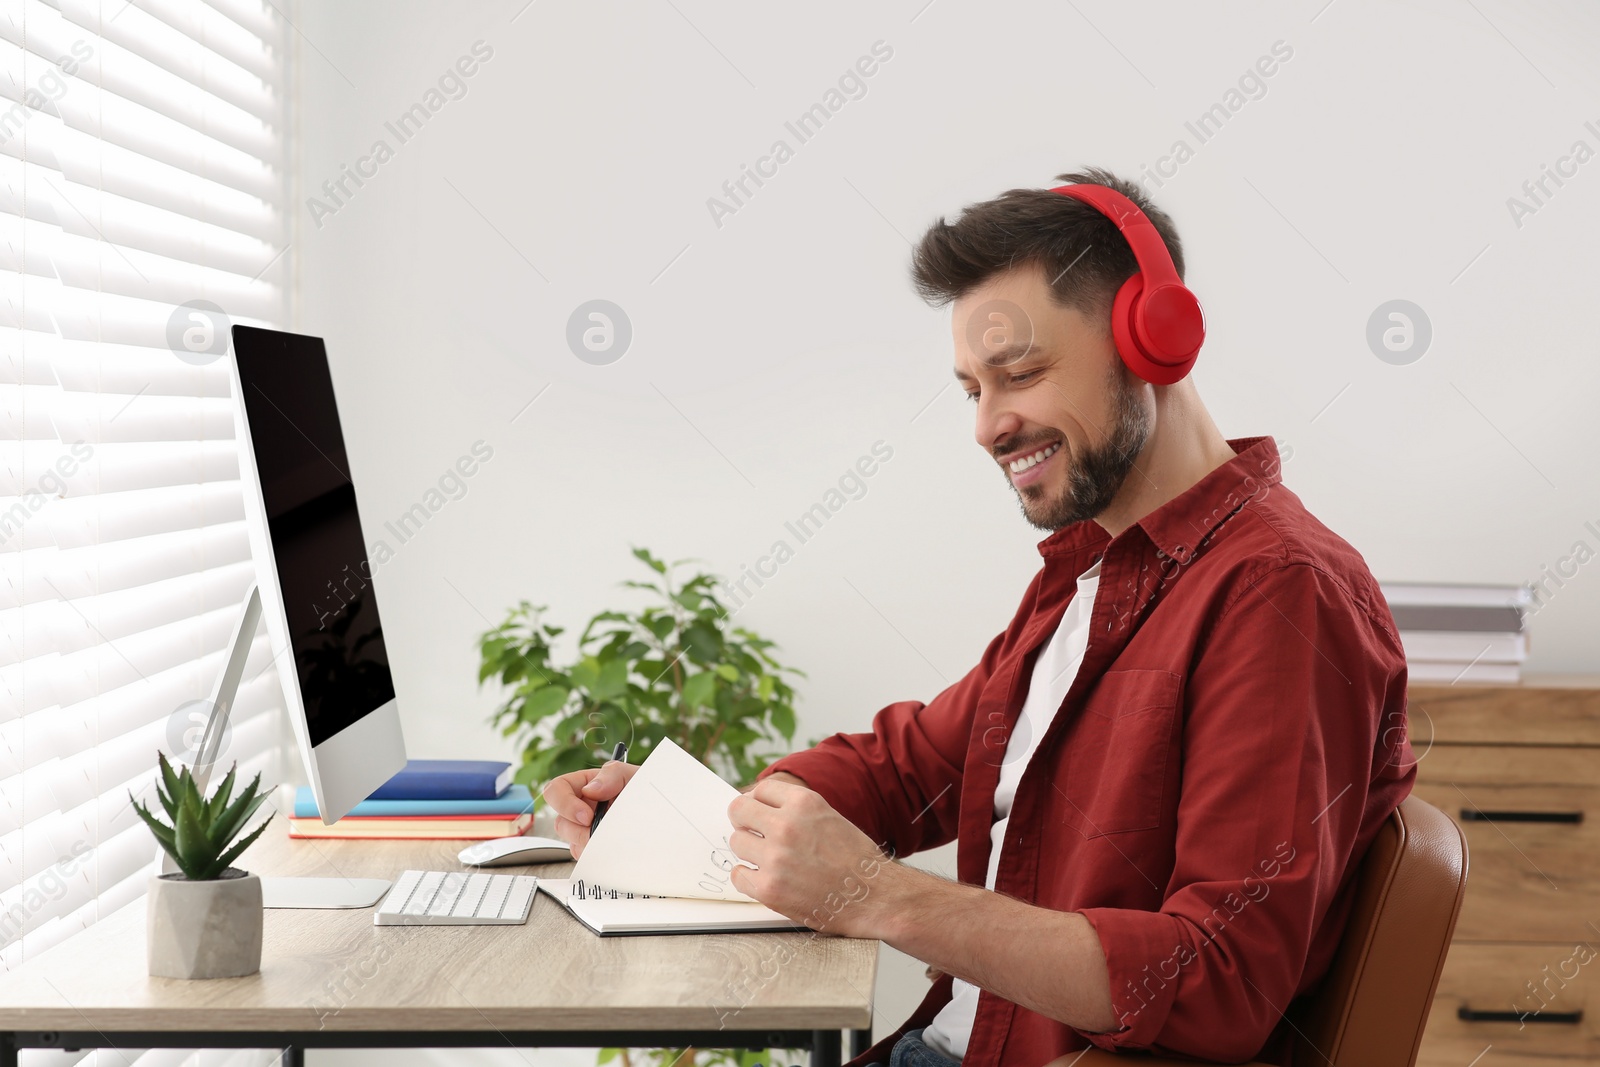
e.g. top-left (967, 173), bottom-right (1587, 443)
top-left (368, 759), bottom-right (515, 801)
top-left (294, 783), bottom-right (535, 819)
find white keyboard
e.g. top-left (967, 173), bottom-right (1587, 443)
top-left (373, 869), bottom-right (538, 926)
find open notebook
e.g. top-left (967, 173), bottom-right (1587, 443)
top-left (545, 738), bottom-right (807, 936)
top-left (537, 877), bottom-right (803, 936)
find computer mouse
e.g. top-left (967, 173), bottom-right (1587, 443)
top-left (457, 835), bottom-right (573, 867)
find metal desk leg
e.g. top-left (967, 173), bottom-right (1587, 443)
top-left (2, 1032), bottom-right (16, 1067)
top-left (850, 1029), bottom-right (872, 1058)
top-left (279, 1046), bottom-right (303, 1067)
top-left (811, 1028), bottom-right (843, 1067)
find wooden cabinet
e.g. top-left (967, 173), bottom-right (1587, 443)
top-left (1423, 943), bottom-right (1600, 1067)
top-left (1408, 675), bottom-right (1600, 1067)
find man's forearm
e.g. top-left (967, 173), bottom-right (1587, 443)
top-left (870, 863), bottom-right (1120, 1034)
top-left (725, 777), bottom-right (1115, 1031)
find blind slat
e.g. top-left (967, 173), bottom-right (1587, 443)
top-left (9, 663), bottom-right (277, 787)
top-left (1, 519), bottom-right (250, 608)
top-left (62, 0), bottom-right (282, 123)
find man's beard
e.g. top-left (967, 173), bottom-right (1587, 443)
top-left (1009, 362), bottom-right (1151, 531)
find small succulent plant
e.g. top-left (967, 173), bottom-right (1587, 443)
top-left (131, 752), bottom-right (275, 880)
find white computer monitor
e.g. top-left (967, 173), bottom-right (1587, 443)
top-left (226, 325), bottom-right (407, 826)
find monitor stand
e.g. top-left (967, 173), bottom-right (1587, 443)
top-left (167, 585), bottom-right (391, 909)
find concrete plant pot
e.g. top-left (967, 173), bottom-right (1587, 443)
top-left (147, 868), bottom-right (263, 979)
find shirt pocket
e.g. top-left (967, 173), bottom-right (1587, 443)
top-left (1060, 668), bottom-right (1183, 838)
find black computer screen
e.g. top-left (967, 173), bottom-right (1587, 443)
top-left (233, 325), bottom-right (396, 747)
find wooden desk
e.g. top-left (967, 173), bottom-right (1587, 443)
top-left (0, 825), bottom-right (878, 1067)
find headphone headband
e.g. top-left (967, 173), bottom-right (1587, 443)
top-left (1049, 183), bottom-right (1204, 384)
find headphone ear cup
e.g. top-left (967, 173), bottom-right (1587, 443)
top-left (1109, 272), bottom-right (1154, 382)
top-left (1111, 272), bottom-right (1200, 386)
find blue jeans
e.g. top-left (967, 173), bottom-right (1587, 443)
top-left (883, 1027), bottom-right (962, 1067)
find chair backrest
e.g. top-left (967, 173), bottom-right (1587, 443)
top-left (1294, 794), bottom-right (1469, 1067)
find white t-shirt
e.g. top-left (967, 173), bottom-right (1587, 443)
top-left (921, 557), bottom-right (1103, 1062)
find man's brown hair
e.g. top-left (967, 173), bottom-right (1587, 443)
top-left (910, 166), bottom-right (1187, 327)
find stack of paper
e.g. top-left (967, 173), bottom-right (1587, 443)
top-left (1380, 582), bottom-right (1533, 684)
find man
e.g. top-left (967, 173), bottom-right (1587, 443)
top-left (546, 167), bottom-right (1415, 1067)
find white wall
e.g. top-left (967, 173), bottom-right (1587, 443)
top-left (289, 0), bottom-right (1600, 1060)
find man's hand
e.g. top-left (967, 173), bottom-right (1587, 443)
top-left (542, 760), bottom-right (640, 859)
top-left (726, 777), bottom-right (901, 938)
top-left (741, 769), bottom-right (806, 793)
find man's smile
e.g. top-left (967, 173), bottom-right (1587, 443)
top-left (1002, 440), bottom-right (1062, 488)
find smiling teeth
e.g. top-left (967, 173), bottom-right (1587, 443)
top-left (1008, 442), bottom-right (1060, 473)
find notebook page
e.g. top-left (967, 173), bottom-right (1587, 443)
top-left (570, 737), bottom-right (757, 901)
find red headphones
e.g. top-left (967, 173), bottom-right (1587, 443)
top-left (1049, 183), bottom-right (1204, 385)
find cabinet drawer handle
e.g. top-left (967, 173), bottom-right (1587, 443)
top-left (1458, 1007), bottom-right (1583, 1024)
top-left (1458, 809), bottom-right (1584, 825)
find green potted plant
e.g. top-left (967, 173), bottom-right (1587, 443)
top-left (478, 547), bottom-right (807, 1067)
top-left (478, 547), bottom-right (804, 792)
top-left (130, 751), bottom-right (275, 979)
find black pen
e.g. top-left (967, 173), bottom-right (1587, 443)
top-left (588, 741), bottom-right (628, 835)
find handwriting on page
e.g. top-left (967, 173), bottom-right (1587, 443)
top-left (698, 840), bottom-right (745, 896)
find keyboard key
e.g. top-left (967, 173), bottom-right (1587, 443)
top-left (475, 874), bottom-right (512, 918)
top-left (502, 876), bottom-right (536, 920)
top-left (426, 872), bottom-right (469, 916)
top-left (384, 869), bottom-right (423, 911)
top-left (403, 871), bottom-right (445, 915)
top-left (452, 873), bottom-right (492, 918)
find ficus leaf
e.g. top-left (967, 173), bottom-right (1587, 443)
top-left (568, 657), bottom-right (601, 691)
top-left (591, 658), bottom-right (630, 701)
top-left (770, 703), bottom-right (796, 740)
top-left (521, 685), bottom-right (570, 724)
top-left (630, 546), bottom-right (667, 573)
top-left (680, 670), bottom-right (716, 710)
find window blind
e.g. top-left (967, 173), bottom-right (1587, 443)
top-left (1, 0), bottom-right (290, 1022)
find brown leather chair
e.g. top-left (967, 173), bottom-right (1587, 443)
top-left (1050, 795), bottom-right (1469, 1067)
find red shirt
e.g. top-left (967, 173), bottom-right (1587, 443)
top-left (759, 436), bottom-right (1415, 1067)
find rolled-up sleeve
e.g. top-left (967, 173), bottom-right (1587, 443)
top-left (1074, 562), bottom-right (1414, 1060)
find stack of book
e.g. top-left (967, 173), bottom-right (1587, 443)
top-left (288, 759), bottom-right (534, 840)
top-left (1380, 582), bottom-right (1532, 684)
